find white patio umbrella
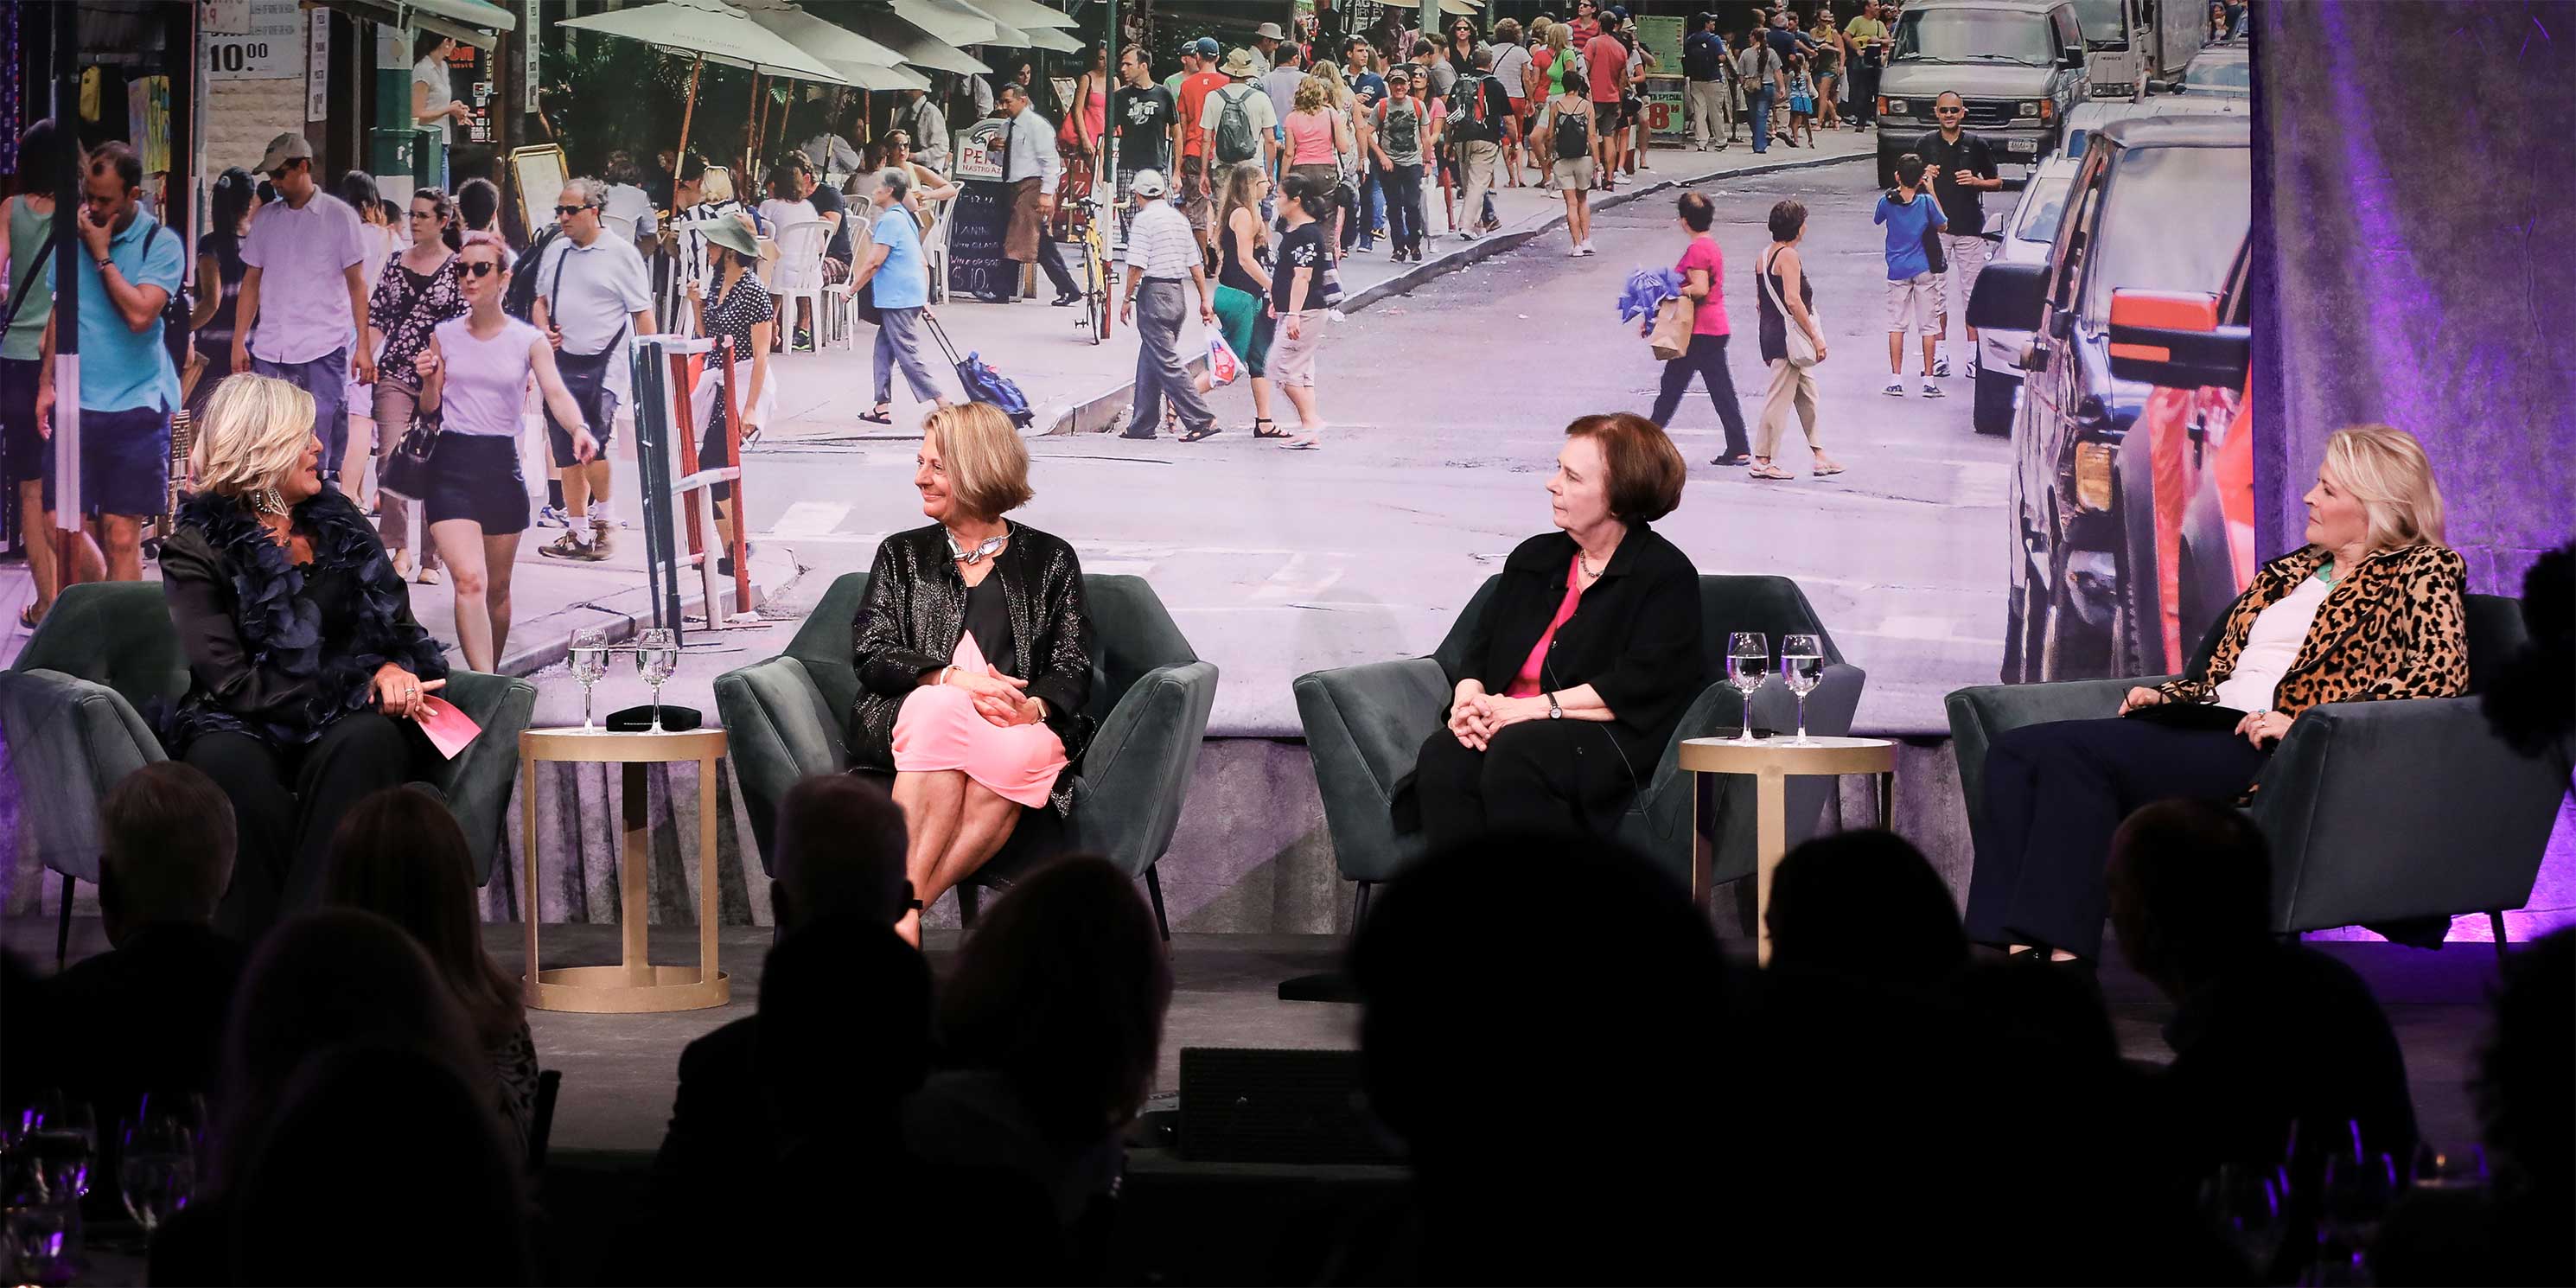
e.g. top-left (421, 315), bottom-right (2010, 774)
top-left (847, 12), bottom-right (993, 77)
top-left (963, 0), bottom-right (1079, 31)
top-left (558, 0), bottom-right (849, 182)
top-left (731, 0), bottom-right (928, 91)
top-left (886, 0), bottom-right (1003, 48)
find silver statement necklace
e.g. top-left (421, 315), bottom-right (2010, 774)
top-left (948, 529), bottom-right (1007, 565)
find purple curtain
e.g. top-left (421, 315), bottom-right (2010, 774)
top-left (2253, 0), bottom-right (2576, 940)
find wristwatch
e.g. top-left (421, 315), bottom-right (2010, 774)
top-left (1546, 691), bottom-right (1563, 720)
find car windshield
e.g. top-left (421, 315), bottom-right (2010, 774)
top-left (2184, 56), bottom-right (2251, 92)
top-left (2072, 0), bottom-right (2129, 47)
top-left (1891, 9), bottom-right (2060, 64)
top-left (2082, 144), bottom-right (2251, 327)
top-left (2015, 176), bottom-right (2074, 242)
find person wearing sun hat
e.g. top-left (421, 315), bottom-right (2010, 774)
top-left (1251, 21), bottom-right (1287, 74)
top-left (1199, 49), bottom-right (1280, 175)
top-left (682, 213), bottom-right (776, 564)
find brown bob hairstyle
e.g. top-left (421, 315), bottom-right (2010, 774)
top-left (1565, 412), bottom-right (1688, 523)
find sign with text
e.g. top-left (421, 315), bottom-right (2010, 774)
top-left (206, 0), bottom-right (299, 79)
top-left (306, 10), bottom-right (331, 121)
top-left (946, 180), bottom-right (1015, 299)
top-left (953, 118), bottom-right (1006, 182)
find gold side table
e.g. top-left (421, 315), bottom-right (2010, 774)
top-left (520, 726), bottom-right (732, 1013)
top-left (1680, 736), bottom-right (1897, 965)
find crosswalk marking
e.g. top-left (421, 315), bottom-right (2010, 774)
top-left (768, 502), bottom-right (851, 538)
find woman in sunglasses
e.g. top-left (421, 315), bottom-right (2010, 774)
top-left (411, 233), bottom-right (597, 672)
top-left (363, 186), bottom-right (465, 586)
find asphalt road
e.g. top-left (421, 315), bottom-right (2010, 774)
top-left (719, 162), bottom-right (2014, 737)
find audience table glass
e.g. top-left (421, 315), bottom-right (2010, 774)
top-left (520, 726), bottom-right (732, 1012)
top-left (1680, 736), bottom-right (1897, 964)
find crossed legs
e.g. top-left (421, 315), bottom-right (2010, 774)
top-left (889, 768), bottom-right (1023, 946)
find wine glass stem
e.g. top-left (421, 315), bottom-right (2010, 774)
top-left (1795, 692), bottom-right (1808, 741)
top-left (582, 683), bottom-right (594, 734)
top-left (649, 680), bottom-right (663, 733)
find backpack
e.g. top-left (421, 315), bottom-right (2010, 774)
top-left (1377, 97), bottom-right (1421, 157)
top-left (1446, 74), bottom-right (1497, 144)
top-left (1213, 86), bottom-right (1261, 165)
top-left (501, 224), bottom-right (560, 322)
top-left (1553, 99), bottom-right (1591, 160)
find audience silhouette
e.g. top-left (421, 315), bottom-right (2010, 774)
top-left (48, 762), bottom-right (249, 1123)
top-left (1767, 828), bottom-right (1969, 984)
top-left (323, 787), bottom-right (542, 1156)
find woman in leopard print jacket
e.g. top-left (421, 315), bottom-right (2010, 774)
top-left (1967, 426), bottom-right (2466, 963)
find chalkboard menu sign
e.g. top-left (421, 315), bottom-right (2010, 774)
top-left (947, 179), bottom-right (1016, 301)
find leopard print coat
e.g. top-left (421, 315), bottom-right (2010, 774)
top-left (2154, 542), bottom-right (2470, 717)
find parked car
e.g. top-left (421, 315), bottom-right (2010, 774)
top-left (2071, 0), bottom-right (2209, 100)
top-left (1973, 155), bottom-right (2079, 436)
top-left (2060, 92), bottom-right (2237, 160)
top-left (1875, 0), bottom-right (2089, 187)
top-left (2166, 42), bottom-right (2250, 98)
top-left (1964, 115), bottom-right (2250, 682)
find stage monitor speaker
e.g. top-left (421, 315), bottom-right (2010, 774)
top-left (1176, 1047), bottom-right (1400, 1165)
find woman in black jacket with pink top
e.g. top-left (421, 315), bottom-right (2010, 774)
top-left (1402, 413), bottom-right (1706, 848)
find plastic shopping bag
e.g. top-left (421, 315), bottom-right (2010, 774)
top-left (1207, 328), bottom-right (1244, 387)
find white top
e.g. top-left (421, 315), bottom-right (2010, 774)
top-left (2213, 571), bottom-right (2334, 712)
top-left (600, 182), bottom-right (657, 237)
top-left (1492, 41), bottom-right (1533, 97)
top-left (430, 315), bottom-right (544, 438)
top-left (902, 98), bottom-right (951, 163)
top-left (528, 232), bottom-right (653, 401)
top-left (1261, 67), bottom-right (1307, 121)
top-left (1003, 105), bottom-right (1063, 193)
top-left (239, 191), bottom-right (372, 364)
top-left (757, 197), bottom-right (818, 239)
top-left (354, 221), bottom-right (399, 296)
top-left (1126, 201), bottom-right (1199, 280)
top-left (1199, 82), bottom-right (1281, 157)
top-left (414, 54), bottom-right (452, 144)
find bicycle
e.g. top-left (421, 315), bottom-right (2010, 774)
top-left (1070, 194), bottom-right (1113, 345)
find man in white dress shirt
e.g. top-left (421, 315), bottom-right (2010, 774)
top-left (992, 81), bottom-right (1082, 307)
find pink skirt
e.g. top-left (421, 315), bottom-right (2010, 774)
top-left (891, 630), bottom-right (1068, 808)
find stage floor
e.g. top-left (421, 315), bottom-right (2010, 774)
top-left (10, 919), bottom-right (2507, 1159)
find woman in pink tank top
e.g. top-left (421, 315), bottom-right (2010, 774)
top-left (1284, 75), bottom-right (1355, 251)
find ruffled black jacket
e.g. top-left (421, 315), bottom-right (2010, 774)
top-left (161, 488), bottom-right (449, 753)
top-left (849, 520), bottom-right (1094, 816)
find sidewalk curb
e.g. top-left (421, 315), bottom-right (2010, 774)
top-left (1043, 148), bottom-right (1869, 437)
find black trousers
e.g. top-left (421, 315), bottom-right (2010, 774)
top-left (1414, 718), bottom-right (1644, 853)
top-left (1851, 60), bottom-right (1882, 124)
top-left (1012, 233), bottom-right (1080, 299)
top-left (1649, 332), bottom-right (1753, 461)
top-left (1964, 717), bottom-right (2270, 959)
top-left (186, 714), bottom-right (421, 940)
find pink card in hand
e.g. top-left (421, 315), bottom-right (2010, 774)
top-left (414, 696), bottom-right (483, 759)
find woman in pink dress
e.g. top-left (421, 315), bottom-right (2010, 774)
top-left (851, 403), bottom-right (1095, 946)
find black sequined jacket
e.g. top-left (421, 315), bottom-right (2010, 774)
top-left (161, 488), bottom-right (449, 753)
top-left (849, 520), bottom-right (1095, 816)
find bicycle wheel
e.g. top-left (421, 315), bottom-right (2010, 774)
top-left (1084, 238), bottom-right (1109, 344)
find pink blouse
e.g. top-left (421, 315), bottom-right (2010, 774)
top-left (1505, 556), bottom-right (1586, 698)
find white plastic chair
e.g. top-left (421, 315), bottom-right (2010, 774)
top-left (768, 219), bottom-right (832, 354)
top-left (920, 198), bottom-right (954, 305)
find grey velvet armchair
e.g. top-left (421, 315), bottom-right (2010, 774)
top-left (0, 582), bottom-right (538, 963)
top-left (711, 571), bottom-right (1218, 936)
top-left (1948, 593), bottom-right (2566, 954)
top-left (1294, 574), bottom-right (1867, 921)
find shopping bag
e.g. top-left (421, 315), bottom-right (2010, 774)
top-left (1208, 328), bottom-right (1244, 387)
top-left (1648, 296), bottom-right (1695, 361)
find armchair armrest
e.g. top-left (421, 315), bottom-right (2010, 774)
top-left (1948, 674), bottom-right (2175, 838)
top-left (2253, 697), bottom-right (2570, 933)
top-left (419, 670), bottom-right (537, 889)
top-left (712, 656), bottom-right (852, 877)
top-left (1071, 660), bottom-right (1220, 878)
top-left (0, 669), bottom-right (167, 885)
top-left (1292, 657), bottom-right (1451, 885)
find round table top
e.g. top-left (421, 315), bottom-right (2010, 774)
top-left (521, 725), bottom-right (729, 763)
top-left (1679, 735), bottom-right (1897, 775)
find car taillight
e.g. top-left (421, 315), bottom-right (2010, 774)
top-left (2074, 442), bottom-right (2115, 510)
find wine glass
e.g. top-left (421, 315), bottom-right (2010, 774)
top-left (21, 1094), bottom-right (92, 1200)
top-left (117, 1115), bottom-right (194, 1234)
top-left (2315, 1132), bottom-right (2397, 1272)
top-left (634, 628), bottom-right (679, 733)
top-left (1726, 632), bottom-right (1768, 744)
top-left (2199, 1162), bottom-right (2286, 1279)
top-left (569, 628), bottom-right (609, 733)
top-left (3, 1196), bottom-right (75, 1285)
top-left (1779, 634), bottom-right (1825, 746)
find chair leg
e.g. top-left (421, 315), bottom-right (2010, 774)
top-left (958, 884), bottom-right (982, 928)
top-left (55, 872), bottom-right (74, 970)
top-left (2490, 910), bottom-right (2509, 963)
top-left (1144, 864), bottom-right (1171, 942)
top-left (1276, 883), bottom-right (1371, 1003)
top-left (1354, 881), bottom-right (1373, 927)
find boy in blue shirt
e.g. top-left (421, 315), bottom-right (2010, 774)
top-left (1873, 152), bottom-right (1947, 399)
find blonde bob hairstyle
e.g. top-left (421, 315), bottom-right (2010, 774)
top-left (699, 166), bottom-right (736, 204)
top-left (922, 403), bottom-right (1033, 519)
top-left (192, 373), bottom-right (317, 498)
top-left (1294, 73), bottom-right (1335, 115)
top-left (2323, 424), bottom-right (2445, 552)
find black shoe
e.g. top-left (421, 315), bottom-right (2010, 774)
top-left (1051, 291), bottom-right (1082, 307)
top-left (971, 290), bottom-right (1010, 304)
top-left (1119, 429), bottom-right (1159, 440)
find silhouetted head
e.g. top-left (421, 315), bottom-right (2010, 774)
top-left (213, 909), bottom-right (488, 1188)
top-left (756, 912), bottom-right (933, 1146)
top-left (99, 762), bottom-right (237, 943)
top-left (324, 788), bottom-right (526, 1050)
top-left (1766, 829), bottom-right (1967, 985)
top-left (939, 858), bottom-right (1172, 1145)
top-left (2477, 928), bottom-right (2573, 1195)
top-left (770, 775), bottom-right (912, 933)
top-left (226, 1043), bottom-right (532, 1285)
top-left (2107, 799), bottom-right (2273, 998)
top-left (2484, 541), bottom-right (2574, 757)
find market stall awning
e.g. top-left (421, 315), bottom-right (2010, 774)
top-left (314, 0), bottom-right (517, 49)
top-left (558, 0), bottom-right (849, 82)
top-left (884, 0), bottom-right (1001, 48)
top-left (844, 12), bottom-right (992, 76)
top-left (961, 0), bottom-right (1081, 31)
top-left (824, 58), bottom-right (932, 92)
top-left (728, 1), bottom-right (924, 88)
top-left (1017, 24), bottom-right (1086, 53)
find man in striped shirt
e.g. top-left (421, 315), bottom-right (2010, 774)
top-left (1118, 169), bottom-right (1218, 441)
